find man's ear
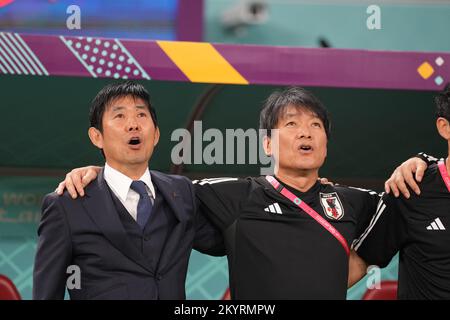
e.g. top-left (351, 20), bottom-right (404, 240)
top-left (88, 127), bottom-right (103, 149)
top-left (153, 126), bottom-right (160, 147)
top-left (263, 135), bottom-right (272, 156)
top-left (436, 117), bottom-right (450, 140)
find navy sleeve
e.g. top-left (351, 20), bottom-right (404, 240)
top-left (33, 193), bottom-right (72, 300)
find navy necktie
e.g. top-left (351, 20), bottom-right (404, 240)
top-left (130, 181), bottom-right (153, 229)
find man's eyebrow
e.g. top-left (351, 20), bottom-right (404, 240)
top-left (283, 113), bottom-right (297, 118)
top-left (110, 105), bottom-right (148, 112)
top-left (111, 106), bottom-right (125, 112)
top-left (282, 112), bottom-right (320, 119)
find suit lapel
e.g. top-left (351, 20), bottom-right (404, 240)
top-left (150, 171), bottom-right (189, 273)
top-left (81, 169), bottom-right (154, 275)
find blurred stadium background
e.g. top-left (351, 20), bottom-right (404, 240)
top-left (0, 0), bottom-right (449, 300)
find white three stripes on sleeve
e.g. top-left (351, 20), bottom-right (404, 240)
top-left (192, 177), bottom-right (238, 185)
top-left (351, 198), bottom-right (387, 251)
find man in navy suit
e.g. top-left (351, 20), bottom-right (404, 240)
top-left (33, 81), bottom-right (223, 300)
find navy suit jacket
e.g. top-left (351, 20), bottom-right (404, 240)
top-left (33, 170), bottom-right (224, 300)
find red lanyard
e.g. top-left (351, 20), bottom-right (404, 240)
top-left (265, 176), bottom-right (350, 257)
top-left (438, 159), bottom-right (450, 192)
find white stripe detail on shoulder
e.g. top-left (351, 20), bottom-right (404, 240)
top-left (195, 177), bottom-right (238, 185)
top-left (352, 200), bottom-right (387, 251)
top-left (347, 186), bottom-right (379, 196)
top-left (420, 152), bottom-right (438, 163)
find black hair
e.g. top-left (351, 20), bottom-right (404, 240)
top-left (435, 83), bottom-right (450, 122)
top-left (259, 86), bottom-right (331, 138)
top-left (89, 81), bottom-right (157, 131)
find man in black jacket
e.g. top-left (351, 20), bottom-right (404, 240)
top-left (33, 81), bottom-right (223, 300)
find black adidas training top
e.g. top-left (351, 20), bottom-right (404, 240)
top-left (194, 176), bottom-right (379, 299)
top-left (355, 160), bottom-right (450, 299)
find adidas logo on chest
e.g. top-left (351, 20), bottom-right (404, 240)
top-left (264, 202), bottom-right (282, 214)
top-left (426, 218), bottom-right (446, 231)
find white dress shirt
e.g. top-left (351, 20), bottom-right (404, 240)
top-left (104, 163), bottom-right (155, 221)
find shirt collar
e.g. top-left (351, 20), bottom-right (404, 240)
top-left (104, 163), bottom-right (155, 202)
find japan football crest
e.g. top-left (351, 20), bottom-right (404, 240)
top-left (319, 192), bottom-right (344, 220)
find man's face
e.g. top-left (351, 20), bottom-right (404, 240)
top-left (265, 105), bottom-right (328, 174)
top-left (89, 95), bottom-right (159, 171)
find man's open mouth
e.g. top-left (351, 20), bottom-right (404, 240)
top-left (299, 144), bottom-right (313, 151)
top-left (128, 137), bottom-right (141, 145)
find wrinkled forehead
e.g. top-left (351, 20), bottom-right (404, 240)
top-left (105, 95), bottom-right (148, 111)
top-left (277, 104), bottom-right (320, 122)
